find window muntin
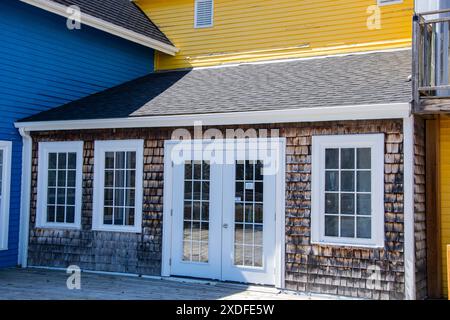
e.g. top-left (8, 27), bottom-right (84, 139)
top-left (311, 134), bottom-right (384, 247)
top-left (36, 142), bottom-right (83, 229)
top-left (93, 140), bottom-right (143, 233)
top-left (195, 0), bottom-right (214, 28)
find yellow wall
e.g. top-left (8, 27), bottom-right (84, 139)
top-left (440, 117), bottom-right (450, 298)
top-left (136, 0), bottom-right (414, 70)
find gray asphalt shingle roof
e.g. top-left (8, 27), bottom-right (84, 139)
top-left (48, 0), bottom-right (173, 46)
top-left (19, 50), bottom-right (412, 123)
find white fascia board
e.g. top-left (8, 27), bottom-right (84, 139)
top-left (20, 0), bottom-right (178, 55)
top-left (14, 103), bottom-right (412, 132)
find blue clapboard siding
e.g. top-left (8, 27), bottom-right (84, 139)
top-left (0, 0), bottom-right (154, 267)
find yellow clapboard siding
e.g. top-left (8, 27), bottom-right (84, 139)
top-left (136, 0), bottom-right (413, 70)
top-left (440, 118), bottom-right (450, 298)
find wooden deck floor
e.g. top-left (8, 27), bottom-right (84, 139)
top-left (0, 268), bottom-right (326, 300)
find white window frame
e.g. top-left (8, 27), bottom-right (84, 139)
top-left (377, 0), bottom-right (403, 6)
top-left (36, 141), bottom-right (83, 229)
top-left (0, 141), bottom-right (12, 250)
top-left (92, 140), bottom-right (144, 233)
top-left (194, 0), bottom-right (214, 28)
top-left (311, 134), bottom-right (385, 248)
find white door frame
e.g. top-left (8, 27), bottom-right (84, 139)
top-left (161, 138), bottom-right (286, 288)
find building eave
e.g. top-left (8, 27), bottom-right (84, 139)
top-left (14, 102), bottom-right (412, 132)
top-left (20, 0), bottom-right (179, 55)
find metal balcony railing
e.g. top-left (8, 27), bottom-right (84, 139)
top-left (413, 8), bottom-right (450, 102)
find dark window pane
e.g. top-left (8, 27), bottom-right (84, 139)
top-left (341, 193), bottom-right (355, 215)
top-left (47, 188), bottom-right (56, 205)
top-left (235, 203), bottom-right (244, 222)
top-left (105, 152), bottom-right (115, 169)
top-left (193, 201), bottom-right (201, 220)
top-left (104, 170), bottom-right (114, 187)
top-left (66, 206), bottom-right (75, 223)
top-left (201, 202), bottom-right (209, 221)
top-left (357, 148), bottom-right (371, 169)
top-left (194, 162), bottom-right (201, 179)
top-left (254, 182), bottom-right (263, 202)
top-left (184, 161), bottom-right (192, 179)
top-left (104, 188), bottom-right (113, 206)
top-left (57, 188), bottom-right (65, 205)
top-left (325, 193), bottom-right (338, 214)
top-left (202, 161), bottom-right (210, 180)
top-left (325, 149), bottom-right (339, 169)
top-left (236, 162), bottom-right (244, 180)
top-left (114, 207), bottom-right (124, 225)
top-left (357, 171), bottom-right (371, 192)
top-left (235, 182), bottom-right (244, 202)
top-left (245, 204), bottom-right (254, 223)
top-left (325, 215), bottom-right (338, 237)
top-left (245, 183), bottom-right (254, 202)
top-left (56, 206), bottom-right (65, 223)
top-left (125, 207), bottom-right (135, 226)
top-left (325, 171), bottom-right (339, 191)
top-left (104, 207), bottom-right (113, 225)
top-left (235, 224), bottom-right (244, 244)
top-left (357, 217), bottom-right (371, 239)
top-left (200, 222), bottom-right (209, 242)
top-left (184, 180), bottom-right (192, 200)
top-left (255, 161), bottom-right (264, 181)
top-left (184, 201), bottom-right (192, 220)
top-left (115, 170), bottom-right (125, 188)
top-left (68, 153), bottom-right (77, 169)
top-left (341, 216), bottom-right (355, 238)
top-left (126, 170), bottom-right (135, 188)
top-left (67, 188), bottom-right (75, 205)
top-left (57, 170), bottom-right (66, 187)
top-left (341, 148), bottom-right (355, 169)
top-left (125, 189), bottom-right (135, 207)
top-left (192, 222), bottom-right (200, 241)
top-left (115, 152), bottom-right (126, 169)
top-left (341, 171), bottom-right (355, 192)
top-left (48, 170), bottom-right (57, 187)
top-left (245, 161), bottom-right (254, 180)
top-left (114, 189), bottom-right (125, 206)
top-left (357, 194), bottom-right (371, 216)
top-left (126, 152), bottom-right (136, 169)
top-left (58, 153), bottom-right (67, 169)
top-left (47, 205), bottom-right (55, 222)
top-left (67, 170), bottom-right (76, 187)
top-left (48, 153), bottom-right (57, 169)
top-left (202, 181), bottom-right (209, 200)
top-left (254, 204), bottom-right (263, 223)
top-left (193, 181), bottom-right (201, 200)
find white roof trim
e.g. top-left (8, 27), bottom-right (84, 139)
top-left (20, 0), bottom-right (178, 55)
top-left (15, 103), bottom-right (411, 132)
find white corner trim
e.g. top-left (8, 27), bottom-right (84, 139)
top-left (0, 141), bottom-right (12, 251)
top-left (15, 103), bottom-right (412, 132)
top-left (19, 0), bottom-right (178, 55)
top-left (403, 115), bottom-right (416, 300)
top-left (18, 129), bottom-right (32, 267)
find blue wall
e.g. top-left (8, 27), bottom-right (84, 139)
top-left (0, 0), bottom-right (154, 267)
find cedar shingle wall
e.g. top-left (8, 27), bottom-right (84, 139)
top-left (414, 117), bottom-right (427, 299)
top-left (28, 119), bottom-right (405, 299)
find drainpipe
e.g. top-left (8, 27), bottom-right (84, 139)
top-left (403, 114), bottom-right (416, 300)
top-left (17, 128), bottom-right (32, 268)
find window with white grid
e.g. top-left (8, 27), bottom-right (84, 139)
top-left (36, 141), bottom-right (83, 229)
top-left (311, 134), bottom-right (385, 247)
top-left (93, 140), bottom-right (143, 233)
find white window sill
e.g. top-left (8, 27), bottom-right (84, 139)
top-left (0, 247), bottom-right (8, 251)
top-left (92, 225), bottom-right (141, 233)
top-left (35, 223), bottom-right (81, 230)
top-left (310, 240), bottom-right (385, 249)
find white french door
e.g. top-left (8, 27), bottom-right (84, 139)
top-left (167, 140), bottom-right (283, 286)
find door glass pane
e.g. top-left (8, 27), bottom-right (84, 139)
top-left (183, 160), bottom-right (210, 263)
top-left (234, 160), bottom-right (264, 267)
